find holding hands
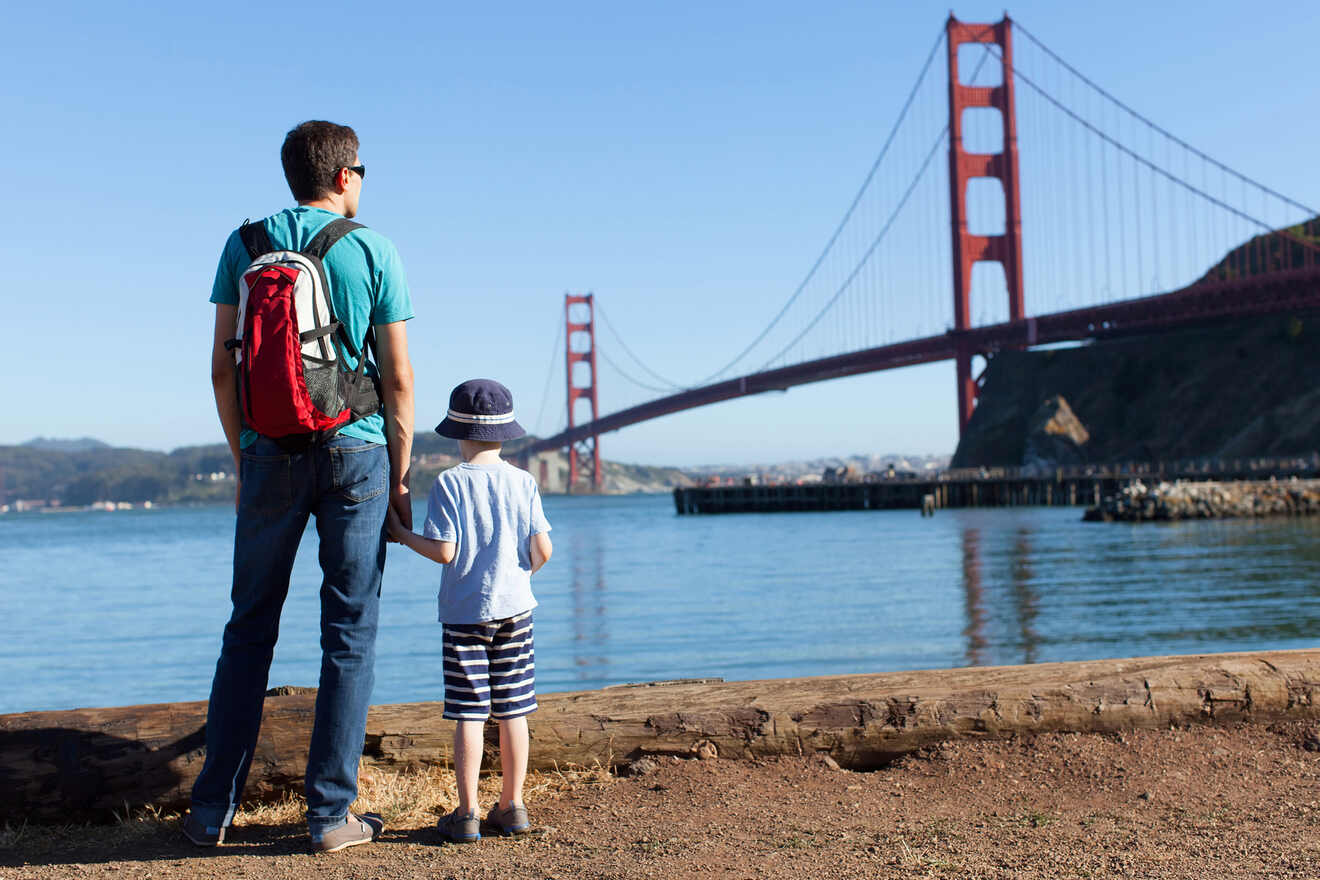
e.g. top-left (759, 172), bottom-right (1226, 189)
top-left (386, 504), bottom-right (411, 543)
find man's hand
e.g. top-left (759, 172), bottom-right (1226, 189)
top-left (385, 502), bottom-right (410, 543)
top-left (388, 484), bottom-right (412, 541)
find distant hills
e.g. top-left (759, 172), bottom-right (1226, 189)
top-left (0, 433), bottom-right (501, 508)
top-left (0, 434), bottom-right (947, 507)
top-left (21, 437), bottom-right (111, 453)
top-left (0, 442), bottom-right (239, 507)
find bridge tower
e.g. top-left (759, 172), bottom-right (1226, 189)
top-left (946, 15), bottom-right (1026, 436)
top-left (564, 293), bottom-right (602, 492)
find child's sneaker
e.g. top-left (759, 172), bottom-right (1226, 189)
top-left (436, 808), bottom-right (481, 843)
top-left (485, 802), bottom-right (532, 836)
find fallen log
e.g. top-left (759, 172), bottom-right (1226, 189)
top-left (3, 650), bottom-right (1318, 822)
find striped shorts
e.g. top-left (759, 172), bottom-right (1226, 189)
top-left (441, 611), bottom-right (537, 721)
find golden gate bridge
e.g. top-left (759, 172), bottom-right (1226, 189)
top-left (518, 14), bottom-right (1320, 491)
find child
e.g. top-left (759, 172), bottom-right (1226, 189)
top-left (387, 378), bottom-right (553, 843)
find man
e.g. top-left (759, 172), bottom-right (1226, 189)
top-left (185, 120), bottom-right (415, 853)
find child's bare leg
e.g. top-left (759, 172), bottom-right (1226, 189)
top-left (453, 720), bottom-right (485, 815)
top-left (497, 716), bottom-right (529, 809)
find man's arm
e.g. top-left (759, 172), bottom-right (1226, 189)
top-left (530, 532), bottom-right (553, 574)
top-left (211, 304), bottom-right (242, 510)
top-left (374, 320), bottom-right (415, 530)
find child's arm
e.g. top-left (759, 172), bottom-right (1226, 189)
top-left (529, 531), bottom-right (553, 574)
top-left (387, 504), bottom-right (456, 565)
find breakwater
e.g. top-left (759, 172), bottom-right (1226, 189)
top-left (1084, 478), bottom-right (1320, 522)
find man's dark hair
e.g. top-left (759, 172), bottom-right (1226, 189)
top-left (280, 120), bottom-right (360, 202)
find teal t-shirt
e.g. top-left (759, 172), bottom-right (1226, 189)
top-left (209, 206), bottom-right (414, 448)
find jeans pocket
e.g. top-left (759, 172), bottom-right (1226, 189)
top-left (331, 443), bottom-right (386, 503)
top-left (240, 452), bottom-right (293, 514)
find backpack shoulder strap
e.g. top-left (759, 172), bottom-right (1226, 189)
top-left (238, 219), bottom-right (274, 259)
top-left (303, 219), bottom-right (366, 260)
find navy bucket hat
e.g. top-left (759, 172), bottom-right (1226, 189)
top-left (434, 378), bottom-right (526, 442)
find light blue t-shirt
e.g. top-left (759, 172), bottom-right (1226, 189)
top-left (423, 460), bottom-right (552, 624)
top-left (209, 206), bottom-right (414, 448)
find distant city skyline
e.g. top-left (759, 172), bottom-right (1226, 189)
top-left (5, 0), bottom-right (1318, 466)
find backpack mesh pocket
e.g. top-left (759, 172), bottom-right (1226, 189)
top-left (304, 362), bottom-right (346, 417)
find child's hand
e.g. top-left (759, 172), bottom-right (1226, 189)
top-left (385, 505), bottom-right (409, 543)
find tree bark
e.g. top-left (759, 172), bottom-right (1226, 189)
top-left (3, 650), bottom-right (1317, 822)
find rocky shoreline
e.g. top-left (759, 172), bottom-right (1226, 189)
top-left (1084, 478), bottom-right (1320, 522)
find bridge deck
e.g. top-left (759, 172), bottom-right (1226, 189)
top-left (524, 268), bottom-right (1320, 459)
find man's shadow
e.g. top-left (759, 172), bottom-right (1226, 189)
top-left (0, 725), bottom-right (430, 867)
top-left (1, 726), bottom-right (205, 822)
top-left (0, 818), bottom-right (315, 868)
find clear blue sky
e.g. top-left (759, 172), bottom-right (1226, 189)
top-left (4, 1), bottom-right (1318, 466)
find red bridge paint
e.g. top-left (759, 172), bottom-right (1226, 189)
top-left (564, 293), bottom-right (601, 492)
top-left (946, 15), bottom-right (1026, 436)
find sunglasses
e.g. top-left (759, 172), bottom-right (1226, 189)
top-left (345, 164), bottom-right (366, 179)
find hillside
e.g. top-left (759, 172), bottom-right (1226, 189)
top-left (0, 434), bottom-right (695, 508)
top-left (952, 309), bottom-right (1320, 467)
top-left (0, 443), bottom-right (238, 507)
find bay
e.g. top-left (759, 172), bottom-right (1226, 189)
top-left (2, 494), bottom-right (1318, 715)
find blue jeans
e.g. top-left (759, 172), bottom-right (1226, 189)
top-left (190, 435), bottom-right (389, 839)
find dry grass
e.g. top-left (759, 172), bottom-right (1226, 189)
top-left (0, 759), bottom-right (615, 853)
top-left (236, 758), bottom-right (614, 830)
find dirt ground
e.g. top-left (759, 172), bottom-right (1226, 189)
top-left (4, 719), bottom-right (1319, 880)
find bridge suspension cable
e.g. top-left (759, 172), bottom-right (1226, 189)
top-left (1013, 21), bottom-right (1317, 217)
top-left (531, 316), bottom-right (564, 438)
top-left (593, 301), bottom-right (687, 391)
top-left (756, 126), bottom-right (949, 371)
top-left (594, 340), bottom-right (685, 395)
top-left (997, 16), bottom-right (1320, 320)
top-left (991, 41), bottom-right (1320, 251)
top-left (751, 43), bottom-right (998, 369)
top-left (595, 31), bottom-right (998, 386)
top-left (683, 24), bottom-right (949, 386)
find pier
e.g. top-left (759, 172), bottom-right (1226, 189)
top-left (673, 455), bottom-right (1320, 514)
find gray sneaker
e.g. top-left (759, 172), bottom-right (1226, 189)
top-left (181, 812), bottom-right (226, 847)
top-left (313, 812), bottom-right (383, 854)
top-left (436, 808), bottom-right (481, 843)
top-left (485, 803), bottom-right (533, 836)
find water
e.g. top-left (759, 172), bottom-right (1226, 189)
top-left (3, 495), bottom-right (1319, 715)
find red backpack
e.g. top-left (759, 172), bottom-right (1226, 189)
top-left (224, 218), bottom-right (380, 442)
